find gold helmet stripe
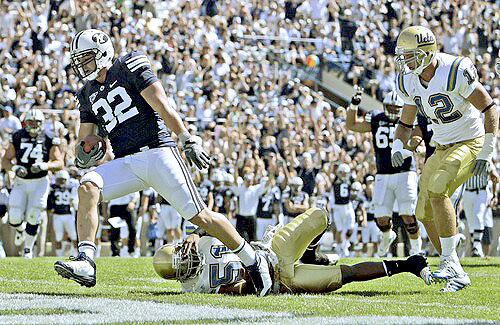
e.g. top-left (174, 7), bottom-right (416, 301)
top-left (447, 57), bottom-right (464, 91)
top-left (397, 74), bottom-right (409, 97)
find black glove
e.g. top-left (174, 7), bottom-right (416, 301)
top-left (183, 135), bottom-right (210, 170)
top-left (350, 86), bottom-right (363, 106)
top-left (75, 141), bottom-right (105, 169)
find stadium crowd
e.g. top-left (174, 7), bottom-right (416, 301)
top-left (0, 0), bottom-right (498, 258)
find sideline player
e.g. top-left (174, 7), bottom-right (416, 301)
top-left (346, 88), bottom-right (422, 257)
top-left (391, 26), bottom-right (498, 291)
top-left (53, 29), bottom-right (272, 296)
top-left (153, 208), bottom-right (432, 294)
top-left (2, 109), bottom-right (63, 258)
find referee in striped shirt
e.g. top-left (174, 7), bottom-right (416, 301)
top-left (462, 173), bottom-right (490, 257)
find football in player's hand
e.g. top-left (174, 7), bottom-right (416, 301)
top-left (81, 135), bottom-right (106, 154)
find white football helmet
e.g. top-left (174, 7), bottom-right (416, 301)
top-left (337, 163), bottom-right (351, 180)
top-left (24, 109), bottom-right (45, 137)
top-left (70, 29), bottom-right (114, 81)
top-left (55, 170), bottom-right (70, 185)
top-left (289, 176), bottom-right (303, 193)
top-left (383, 90), bottom-right (404, 122)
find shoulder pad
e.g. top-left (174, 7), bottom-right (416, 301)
top-left (122, 51), bottom-right (152, 73)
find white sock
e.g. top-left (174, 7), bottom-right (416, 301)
top-left (24, 234), bottom-right (37, 251)
top-left (233, 241), bottom-right (256, 267)
top-left (381, 230), bottom-right (392, 242)
top-left (440, 235), bottom-right (459, 262)
top-left (410, 237), bottom-right (422, 253)
top-left (78, 241), bottom-right (96, 260)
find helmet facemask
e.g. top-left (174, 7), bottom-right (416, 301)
top-left (395, 48), bottom-right (435, 76)
top-left (71, 49), bottom-right (105, 81)
top-left (172, 245), bottom-right (204, 281)
top-left (384, 104), bottom-right (402, 122)
top-left (25, 119), bottom-right (43, 137)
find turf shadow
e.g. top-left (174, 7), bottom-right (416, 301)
top-left (129, 290), bottom-right (184, 296)
top-left (336, 290), bottom-right (423, 297)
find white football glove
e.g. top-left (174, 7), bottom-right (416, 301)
top-left (391, 139), bottom-right (413, 168)
top-left (179, 132), bottom-right (210, 170)
top-left (31, 162), bottom-right (48, 173)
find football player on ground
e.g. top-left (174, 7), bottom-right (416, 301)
top-left (54, 29), bottom-right (272, 296)
top-left (48, 170), bottom-right (78, 257)
top-left (346, 88), bottom-right (422, 257)
top-left (391, 26), bottom-right (498, 291)
top-left (153, 208), bottom-right (432, 294)
top-left (2, 109), bottom-right (64, 258)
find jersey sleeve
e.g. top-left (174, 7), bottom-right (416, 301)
top-left (122, 51), bottom-right (159, 92)
top-left (395, 74), bottom-right (414, 105)
top-left (453, 57), bottom-right (479, 98)
top-left (77, 91), bottom-right (99, 124)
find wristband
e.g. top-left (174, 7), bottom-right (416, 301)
top-left (477, 133), bottom-right (496, 161)
top-left (398, 120), bottom-right (414, 129)
top-left (178, 131), bottom-right (191, 145)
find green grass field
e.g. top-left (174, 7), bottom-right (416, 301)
top-left (0, 257), bottom-right (499, 324)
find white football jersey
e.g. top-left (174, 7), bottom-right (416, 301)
top-left (181, 236), bottom-right (244, 293)
top-left (396, 53), bottom-right (484, 145)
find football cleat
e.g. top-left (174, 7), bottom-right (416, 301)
top-left (54, 253), bottom-right (96, 287)
top-left (440, 273), bottom-right (471, 292)
top-left (14, 230), bottom-right (25, 246)
top-left (246, 251), bottom-right (272, 297)
top-left (377, 230), bottom-right (396, 257)
top-left (432, 256), bottom-right (467, 282)
top-left (471, 246), bottom-right (484, 258)
top-left (23, 248), bottom-right (33, 259)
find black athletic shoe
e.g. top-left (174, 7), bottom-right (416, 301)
top-left (54, 253), bottom-right (96, 287)
top-left (245, 251), bottom-right (272, 297)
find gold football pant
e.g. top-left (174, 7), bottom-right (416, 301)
top-left (271, 208), bottom-right (342, 293)
top-left (416, 137), bottom-right (483, 222)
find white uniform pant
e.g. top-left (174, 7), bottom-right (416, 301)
top-left (8, 176), bottom-right (50, 225)
top-left (332, 203), bottom-right (355, 232)
top-left (361, 220), bottom-right (380, 243)
top-left (156, 204), bottom-right (182, 238)
top-left (374, 172), bottom-right (418, 218)
top-left (462, 189), bottom-right (488, 231)
top-left (257, 217), bottom-right (275, 240)
top-left (52, 213), bottom-right (77, 242)
top-left (83, 147), bottom-right (206, 221)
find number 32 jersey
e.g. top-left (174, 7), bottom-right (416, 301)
top-left (396, 53), bottom-right (484, 146)
top-left (77, 51), bottom-right (175, 158)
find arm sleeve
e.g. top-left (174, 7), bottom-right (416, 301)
top-left (123, 51), bottom-right (159, 93)
top-left (455, 58), bottom-right (479, 98)
top-left (395, 74), bottom-right (414, 105)
top-left (77, 93), bottom-right (99, 124)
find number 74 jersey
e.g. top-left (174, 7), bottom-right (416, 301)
top-left (396, 53), bottom-right (484, 146)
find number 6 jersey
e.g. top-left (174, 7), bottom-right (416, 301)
top-left (12, 129), bottom-right (55, 179)
top-left (77, 51), bottom-right (176, 158)
top-left (396, 53), bottom-right (484, 146)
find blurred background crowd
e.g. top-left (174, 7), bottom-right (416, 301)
top-left (0, 0), bottom-right (498, 258)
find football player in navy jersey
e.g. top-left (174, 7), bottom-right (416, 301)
top-left (54, 29), bottom-right (272, 296)
top-left (2, 109), bottom-right (64, 258)
top-left (346, 88), bottom-right (422, 257)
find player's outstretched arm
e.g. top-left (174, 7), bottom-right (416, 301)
top-left (346, 86), bottom-right (371, 133)
top-left (141, 81), bottom-right (210, 170)
top-left (1, 143), bottom-right (16, 173)
top-left (391, 104), bottom-right (417, 167)
top-left (467, 84), bottom-right (498, 176)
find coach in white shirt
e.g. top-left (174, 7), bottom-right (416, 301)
top-left (232, 173), bottom-right (269, 242)
top-left (0, 106), bottom-right (21, 139)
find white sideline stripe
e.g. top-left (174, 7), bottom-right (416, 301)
top-left (0, 293), bottom-right (291, 324)
top-left (300, 294), bottom-right (496, 312)
top-left (280, 316), bottom-right (497, 325)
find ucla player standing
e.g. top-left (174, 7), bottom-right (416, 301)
top-left (346, 89), bottom-right (422, 257)
top-left (54, 29), bottom-right (272, 296)
top-left (391, 26), bottom-right (498, 292)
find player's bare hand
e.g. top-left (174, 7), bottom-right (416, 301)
top-left (31, 162), bottom-right (48, 173)
top-left (180, 234), bottom-right (200, 257)
top-left (471, 159), bottom-right (490, 176)
top-left (183, 135), bottom-right (210, 170)
top-left (12, 165), bottom-right (28, 178)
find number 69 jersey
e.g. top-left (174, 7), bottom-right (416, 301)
top-left (77, 51), bottom-right (176, 158)
top-left (12, 129), bottom-right (56, 179)
top-left (396, 53), bottom-right (484, 146)
top-left (181, 237), bottom-right (245, 293)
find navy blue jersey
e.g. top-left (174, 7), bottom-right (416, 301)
top-left (416, 113), bottom-right (435, 160)
top-left (332, 179), bottom-right (350, 205)
top-left (198, 179), bottom-right (214, 205)
top-left (77, 51), bottom-right (175, 158)
top-left (257, 186), bottom-right (280, 219)
top-left (282, 189), bottom-right (308, 218)
top-left (12, 129), bottom-right (55, 179)
top-left (214, 187), bottom-right (232, 214)
top-left (48, 184), bottom-right (73, 215)
top-left (370, 112), bottom-right (414, 174)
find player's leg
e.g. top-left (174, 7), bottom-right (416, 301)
top-left (373, 174), bottom-right (396, 256)
top-left (396, 171), bottom-right (422, 255)
top-left (471, 190), bottom-right (487, 257)
top-left (24, 177), bottom-right (50, 258)
top-left (119, 224), bottom-right (129, 257)
top-left (272, 208), bottom-right (328, 286)
top-left (122, 208), bottom-right (136, 254)
top-left (54, 158), bottom-right (147, 287)
top-left (343, 204), bottom-right (356, 257)
top-left (146, 147), bottom-right (271, 296)
top-left (53, 214), bottom-right (65, 257)
top-left (8, 180), bottom-right (27, 246)
top-left (65, 214), bottom-right (78, 256)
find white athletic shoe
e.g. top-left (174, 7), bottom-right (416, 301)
top-left (120, 246), bottom-right (130, 257)
top-left (377, 230), bottom-right (396, 257)
top-left (54, 253), bottom-right (96, 287)
top-left (246, 250), bottom-right (272, 297)
top-left (440, 273), bottom-right (471, 292)
top-left (14, 230), bottom-right (25, 246)
top-left (471, 245), bottom-right (484, 258)
top-left (23, 248), bottom-right (33, 259)
top-left (433, 256), bottom-right (464, 280)
top-left (132, 248), bottom-right (141, 258)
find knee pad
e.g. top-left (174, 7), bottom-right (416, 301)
top-left (8, 207), bottom-right (24, 227)
top-left (428, 170), bottom-right (453, 197)
top-left (26, 208), bottom-right (44, 225)
top-left (80, 171), bottom-right (104, 190)
top-left (25, 223), bottom-right (39, 236)
top-left (375, 218), bottom-right (393, 232)
top-left (402, 215), bottom-right (419, 235)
